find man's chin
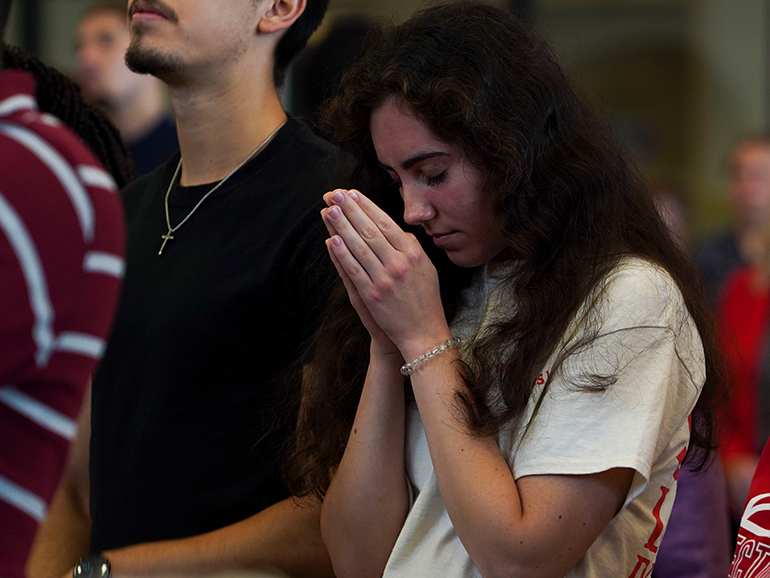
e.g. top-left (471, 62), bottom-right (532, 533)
top-left (125, 44), bottom-right (180, 81)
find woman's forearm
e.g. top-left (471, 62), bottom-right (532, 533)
top-left (409, 352), bottom-right (632, 578)
top-left (320, 351), bottom-right (410, 578)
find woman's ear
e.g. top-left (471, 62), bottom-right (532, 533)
top-left (257, 0), bottom-right (306, 35)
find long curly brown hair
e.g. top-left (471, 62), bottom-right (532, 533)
top-left (284, 1), bottom-right (725, 500)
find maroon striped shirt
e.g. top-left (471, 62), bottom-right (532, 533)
top-left (0, 70), bottom-right (125, 577)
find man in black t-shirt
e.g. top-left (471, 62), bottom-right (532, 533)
top-left (28, 0), bottom-right (337, 577)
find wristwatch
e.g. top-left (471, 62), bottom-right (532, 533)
top-left (73, 555), bottom-right (111, 578)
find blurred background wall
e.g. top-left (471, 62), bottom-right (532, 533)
top-left (4, 0), bottom-right (768, 241)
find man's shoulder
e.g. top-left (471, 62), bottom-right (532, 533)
top-left (271, 118), bottom-right (346, 187)
top-left (120, 163), bottom-right (165, 196)
top-left (284, 117), bottom-right (338, 156)
top-left (120, 155), bottom-right (178, 222)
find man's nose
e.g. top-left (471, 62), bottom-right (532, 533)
top-left (76, 43), bottom-right (98, 68)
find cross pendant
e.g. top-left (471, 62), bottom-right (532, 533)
top-left (159, 231), bottom-right (174, 255)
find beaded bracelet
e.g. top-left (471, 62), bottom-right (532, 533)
top-left (400, 336), bottom-right (463, 376)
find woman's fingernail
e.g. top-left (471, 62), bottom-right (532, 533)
top-left (349, 190), bottom-right (360, 201)
top-left (332, 235), bottom-right (342, 246)
top-left (328, 206), bottom-right (341, 220)
top-left (332, 191), bottom-right (346, 204)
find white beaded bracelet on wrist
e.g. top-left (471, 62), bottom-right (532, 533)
top-left (400, 336), bottom-right (462, 376)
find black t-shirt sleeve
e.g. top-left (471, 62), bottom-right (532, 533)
top-left (284, 198), bottom-right (338, 349)
top-left (282, 123), bottom-right (347, 348)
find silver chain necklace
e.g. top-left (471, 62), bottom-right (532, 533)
top-left (158, 120), bottom-right (287, 255)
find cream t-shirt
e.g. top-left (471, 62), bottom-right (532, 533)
top-left (383, 258), bottom-right (705, 578)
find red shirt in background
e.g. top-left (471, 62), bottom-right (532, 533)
top-left (718, 265), bottom-right (770, 459)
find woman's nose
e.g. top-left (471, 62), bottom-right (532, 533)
top-left (402, 185), bottom-right (436, 226)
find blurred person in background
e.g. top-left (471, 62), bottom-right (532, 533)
top-left (76, 0), bottom-right (177, 176)
top-left (695, 139), bottom-right (770, 528)
top-left (696, 137), bottom-right (770, 301)
top-left (718, 190), bottom-right (770, 526)
top-left (0, 0), bottom-right (127, 574)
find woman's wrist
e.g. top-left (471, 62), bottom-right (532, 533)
top-left (369, 342), bottom-right (406, 373)
top-left (400, 337), bottom-right (462, 376)
top-left (398, 329), bottom-right (456, 371)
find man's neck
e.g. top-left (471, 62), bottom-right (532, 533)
top-left (169, 66), bottom-right (287, 187)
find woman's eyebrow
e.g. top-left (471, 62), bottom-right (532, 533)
top-left (378, 152), bottom-right (451, 171)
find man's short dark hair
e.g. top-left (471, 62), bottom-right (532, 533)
top-left (272, 0), bottom-right (329, 87)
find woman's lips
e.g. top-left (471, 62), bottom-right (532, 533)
top-left (431, 231), bottom-right (457, 248)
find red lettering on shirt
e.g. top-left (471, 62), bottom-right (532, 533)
top-left (673, 446), bottom-right (687, 481)
top-left (730, 538), bottom-right (770, 577)
top-left (535, 370), bottom-right (550, 386)
top-left (627, 555), bottom-right (655, 578)
top-left (638, 446), bottom-right (686, 561)
top-left (643, 486), bottom-right (670, 553)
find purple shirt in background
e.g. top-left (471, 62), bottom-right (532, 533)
top-left (653, 458), bottom-right (732, 578)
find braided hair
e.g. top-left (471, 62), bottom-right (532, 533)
top-left (1, 43), bottom-right (135, 187)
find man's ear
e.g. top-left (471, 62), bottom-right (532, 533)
top-left (257, 0), bottom-right (306, 35)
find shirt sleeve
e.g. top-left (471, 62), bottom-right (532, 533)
top-left (507, 260), bottom-right (705, 497)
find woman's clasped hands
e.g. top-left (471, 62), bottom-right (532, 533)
top-left (321, 189), bottom-right (453, 362)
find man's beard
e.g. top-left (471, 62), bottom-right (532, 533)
top-left (125, 38), bottom-right (183, 84)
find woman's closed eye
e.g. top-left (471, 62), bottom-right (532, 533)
top-left (425, 171), bottom-right (447, 187)
top-left (383, 167), bottom-right (447, 189)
